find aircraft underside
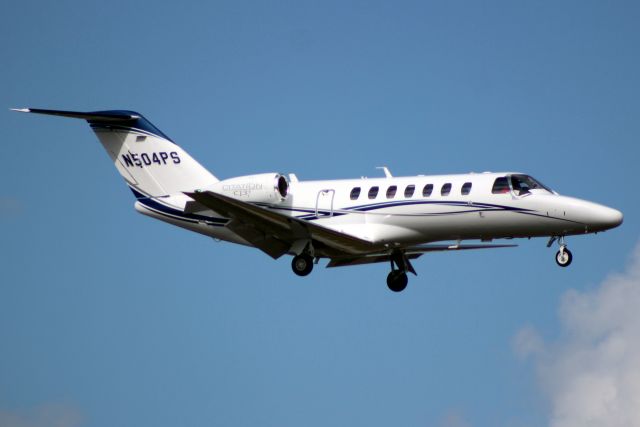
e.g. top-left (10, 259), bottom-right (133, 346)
top-left (136, 198), bottom-right (586, 292)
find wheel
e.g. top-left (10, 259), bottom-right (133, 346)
top-left (292, 254), bottom-right (314, 276)
top-left (386, 271), bottom-right (408, 292)
top-left (555, 248), bottom-right (573, 267)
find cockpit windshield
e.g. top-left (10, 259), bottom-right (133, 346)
top-left (510, 174), bottom-right (553, 195)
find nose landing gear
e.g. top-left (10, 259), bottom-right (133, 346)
top-left (555, 247), bottom-right (573, 267)
top-left (548, 236), bottom-right (573, 267)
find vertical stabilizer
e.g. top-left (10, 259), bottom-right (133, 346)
top-left (12, 108), bottom-right (218, 197)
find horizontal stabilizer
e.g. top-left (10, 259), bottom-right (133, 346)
top-left (12, 107), bottom-right (174, 143)
top-left (11, 108), bottom-right (140, 121)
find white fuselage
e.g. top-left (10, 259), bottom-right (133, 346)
top-left (135, 171), bottom-right (623, 256)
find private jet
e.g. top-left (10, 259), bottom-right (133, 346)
top-left (13, 108), bottom-right (623, 292)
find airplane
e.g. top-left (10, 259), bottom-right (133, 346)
top-left (12, 108), bottom-right (623, 292)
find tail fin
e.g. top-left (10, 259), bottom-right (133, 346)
top-left (12, 108), bottom-right (218, 197)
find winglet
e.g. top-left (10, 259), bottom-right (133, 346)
top-left (11, 108), bottom-right (31, 113)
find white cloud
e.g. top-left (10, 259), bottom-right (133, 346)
top-left (513, 325), bottom-right (545, 361)
top-left (0, 403), bottom-right (82, 427)
top-left (515, 243), bottom-right (640, 427)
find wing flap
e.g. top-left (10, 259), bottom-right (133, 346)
top-left (327, 253), bottom-right (423, 268)
top-left (326, 243), bottom-right (517, 268)
top-left (225, 218), bottom-right (291, 259)
top-left (404, 243), bottom-right (518, 255)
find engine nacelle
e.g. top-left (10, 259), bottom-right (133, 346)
top-left (209, 173), bottom-right (289, 203)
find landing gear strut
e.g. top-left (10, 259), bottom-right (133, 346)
top-left (549, 236), bottom-right (573, 267)
top-left (386, 251), bottom-right (416, 292)
top-left (292, 254), bottom-right (314, 276)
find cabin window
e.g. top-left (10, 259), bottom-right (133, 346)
top-left (461, 182), bottom-right (472, 195)
top-left (404, 185), bottom-right (415, 198)
top-left (441, 183), bottom-right (452, 196)
top-left (492, 177), bottom-right (510, 194)
top-left (422, 184), bottom-right (433, 197)
top-left (368, 186), bottom-right (379, 199)
top-left (350, 187), bottom-right (361, 200)
top-left (386, 185), bottom-right (397, 199)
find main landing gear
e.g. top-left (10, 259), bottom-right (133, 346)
top-left (386, 251), bottom-right (416, 292)
top-left (290, 249), bottom-right (417, 293)
top-left (548, 236), bottom-right (573, 267)
top-left (387, 270), bottom-right (408, 292)
top-left (291, 254), bottom-right (314, 276)
top-left (291, 240), bottom-right (316, 277)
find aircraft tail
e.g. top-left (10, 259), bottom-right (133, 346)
top-left (12, 108), bottom-right (218, 197)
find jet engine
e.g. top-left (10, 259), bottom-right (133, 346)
top-left (210, 173), bottom-right (289, 203)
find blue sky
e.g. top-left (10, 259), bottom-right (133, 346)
top-left (1, 1), bottom-right (638, 426)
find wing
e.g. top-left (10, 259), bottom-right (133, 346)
top-left (326, 243), bottom-right (517, 268)
top-left (184, 191), bottom-right (376, 259)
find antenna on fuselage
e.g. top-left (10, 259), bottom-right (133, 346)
top-left (376, 166), bottom-right (393, 178)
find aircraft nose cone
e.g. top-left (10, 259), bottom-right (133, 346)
top-left (607, 207), bottom-right (623, 227)
top-left (591, 205), bottom-right (623, 231)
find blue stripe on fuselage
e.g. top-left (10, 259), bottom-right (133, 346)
top-left (128, 185), bottom-right (228, 225)
top-left (262, 199), bottom-right (533, 221)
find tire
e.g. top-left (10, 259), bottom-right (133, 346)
top-left (386, 271), bottom-right (408, 292)
top-left (292, 254), bottom-right (314, 276)
top-left (555, 248), bottom-right (573, 267)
